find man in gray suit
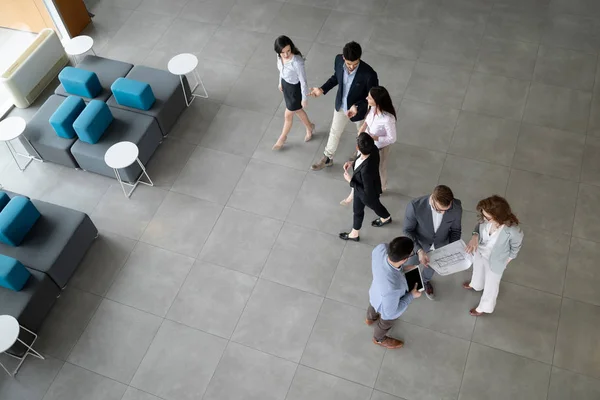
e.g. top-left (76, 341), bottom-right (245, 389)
top-left (403, 185), bottom-right (462, 300)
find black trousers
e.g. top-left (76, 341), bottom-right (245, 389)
top-left (353, 192), bottom-right (390, 230)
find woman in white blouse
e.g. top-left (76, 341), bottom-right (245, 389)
top-left (272, 35), bottom-right (315, 150)
top-left (341, 86), bottom-right (397, 205)
top-left (464, 195), bottom-right (524, 316)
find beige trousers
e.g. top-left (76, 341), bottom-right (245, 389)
top-left (379, 145), bottom-right (391, 190)
top-left (323, 109), bottom-right (364, 159)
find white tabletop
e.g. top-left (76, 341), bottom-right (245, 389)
top-left (168, 53), bottom-right (199, 75)
top-left (0, 117), bottom-right (26, 141)
top-left (64, 35), bottom-right (94, 56)
top-left (104, 141), bottom-right (139, 169)
top-left (0, 315), bottom-right (19, 353)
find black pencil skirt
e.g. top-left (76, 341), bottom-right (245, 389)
top-left (281, 79), bottom-right (302, 112)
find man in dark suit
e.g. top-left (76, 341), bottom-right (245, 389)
top-left (309, 41), bottom-right (379, 171)
top-left (403, 185), bottom-right (463, 299)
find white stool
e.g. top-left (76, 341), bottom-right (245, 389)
top-left (0, 117), bottom-right (42, 171)
top-left (104, 141), bottom-right (153, 198)
top-left (167, 53), bottom-right (208, 106)
top-left (0, 315), bottom-right (45, 377)
top-left (64, 35), bottom-right (95, 64)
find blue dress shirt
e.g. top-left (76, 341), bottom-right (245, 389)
top-left (341, 63), bottom-right (358, 113)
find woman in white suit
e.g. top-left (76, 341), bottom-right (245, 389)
top-left (464, 195), bottom-right (524, 316)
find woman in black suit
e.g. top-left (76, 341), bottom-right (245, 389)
top-left (339, 132), bottom-right (392, 242)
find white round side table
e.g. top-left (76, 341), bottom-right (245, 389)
top-left (167, 53), bottom-right (208, 107)
top-left (104, 141), bottom-right (154, 198)
top-left (64, 35), bottom-right (95, 64)
top-left (0, 116), bottom-right (42, 171)
top-left (0, 315), bottom-right (45, 377)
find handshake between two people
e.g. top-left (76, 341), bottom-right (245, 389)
top-left (307, 87), bottom-right (358, 118)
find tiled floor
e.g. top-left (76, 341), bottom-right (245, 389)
top-left (1, 0), bottom-right (600, 399)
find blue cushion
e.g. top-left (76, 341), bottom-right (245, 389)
top-left (49, 96), bottom-right (86, 139)
top-left (0, 254), bottom-right (30, 291)
top-left (73, 100), bottom-right (113, 144)
top-left (111, 78), bottom-right (156, 111)
top-left (58, 66), bottom-right (102, 98)
top-left (0, 196), bottom-right (41, 246)
top-left (0, 192), bottom-right (9, 212)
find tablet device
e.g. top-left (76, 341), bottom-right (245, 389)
top-left (404, 267), bottom-right (425, 292)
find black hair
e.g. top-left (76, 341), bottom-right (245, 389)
top-left (274, 35), bottom-right (302, 58)
top-left (369, 86), bottom-right (397, 120)
top-left (357, 131), bottom-right (375, 155)
top-left (342, 41), bottom-right (362, 61)
top-left (388, 237), bottom-right (414, 263)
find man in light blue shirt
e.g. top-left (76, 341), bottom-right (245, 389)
top-left (367, 236), bottom-right (422, 349)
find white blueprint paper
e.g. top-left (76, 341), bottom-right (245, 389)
top-left (428, 240), bottom-right (473, 276)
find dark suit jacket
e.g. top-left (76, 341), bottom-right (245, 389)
top-left (403, 195), bottom-right (463, 254)
top-left (350, 151), bottom-right (382, 203)
top-left (320, 55), bottom-right (379, 122)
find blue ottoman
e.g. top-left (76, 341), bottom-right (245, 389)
top-left (58, 67), bottom-right (102, 99)
top-left (0, 197), bottom-right (41, 247)
top-left (49, 96), bottom-right (86, 139)
top-left (73, 100), bottom-right (113, 144)
top-left (0, 192), bottom-right (9, 212)
top-left (0, 254), bottom-right (30, 291)
top-left (111, 78), bottom-right (156, 111)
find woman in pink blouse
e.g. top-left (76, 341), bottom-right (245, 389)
top-left (341, 86), bottom-right (397, 205)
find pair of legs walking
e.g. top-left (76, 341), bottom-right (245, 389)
top-left (366, 305), bottom-right (403, 349)
top-left (340, 192), bottom-right (391, 240)
top-left (341, 145), bottom-right (391, 205)
top-left (312, 109), bottom-right (363, 170)
top-left (274, 107), bottom-right (315, 150)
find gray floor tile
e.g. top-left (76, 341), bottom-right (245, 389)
top-left (533, 45), bottom-right (597, 91)
top-left (88, 0), bottom-right (143, 10)
top-left (462, 72), bottom-right (530, 120)
top-left (227, 159), bottom-right (306, 220)
top-left (439, 154), bottom-right (510, 212)
top-left (363, 52), bottom-right (415, 99)
top-left (359, 192), bottom-right (414, 247)
top-left (554, 298), bottom-right (600, 379)
top-left (166, 260), bottom-right (256, 338)
top-left (90, 184), bottom-right (168, 240)
top-left (131, 320), bottom-right (227, 400)
top-left (268, 3), bottom-right (330, 41)
top-left (475, 36), bottom-right (538, 80)
top-left (153, 19), bottom-right (218, 54)
top-left (0, 160), bottom-right (63, 200)
top-left (502, 225), bottom-right (570, 295)
top-left (261, 223), bottom-right (344, 295)
top-left (169, 99), bottom-right (221, 144)
top-left (505, 169), bottom-right (578, 234)
top-left (458, 343), bottom-right (551, 400)
top-left (366, 19), bottom-right (429, 60)
top-left (396, 99), bottom-right (460, 152)
top-left (121, 387), bottom-right (162, 400)
top-left (247, 34), bottom-right (313, 72)
top-left (448, 111), bottom-right (520, 166)
top-left (573, 184), bottom-right (600, 243)
top-left (301, 299), bottom-right (386, 387)
top-left (143, 139), bottom-right (195, 190)
top-left (371, 391), bottom-right (407, 400)
top-left (232, 278), bottom-right (322, 361)
top-left (304, 42), bottom-right (346, 88)
top-left (400, 270), bottom-right (479, 340)
top-left (582, 136), bottom-right (600, 185)
top-left (36, 288), bottom-right (102, 360)
top-left (223, 0), bottom-right (282, 33)
top-left (404, 62), bottom-right (471, 108)
top-left (565, 237), bottom-right (600, 306)
top-left (485, 7), bottom-right (546, 43)
top-left (471, 282), bottom-right (561, 363)
top-left (377, 322), bottom-right (470, 400)
top-left (106, 242), bottom-right (194, 316)
top-left (140, 191), bottom-right (222, 257)
top-left (316, 11), bottom-right (376, 47)
top-left (461, 210), bottom-right (479, 243)
top-left (0, 355), bottom-right (62, 400)
top-left (199, 105), bottom-right (272, 157)
top-left (68, 300), bottom-right (162, 383)
top-left (420, 28), bottom-right (482, 69)
top-left (513, 123), bottom-right (584, 181)
top-left (178, 0), bottom-right (236, 24)
top-left (548, 367), bottom-right (600, 400)
top-left (203, 341), bottom-right (297, 400)
top-left (385, 144), bottom-right (446, 197)
top-left (136, 0), bottom-right (188, 16)
top-left (201, 26), bottom-right (264, 66)
top-left (327, 241), bottom-right (375, 310)
top-left (109, 10), bottom-right (174, 50)
top-left (542, 14), bottom-right (600, 55)
top-left (549, 0), bottom-right (600, 16)
top-left (435, 1), bottom-right (490, 34)
top-left (384, 0), bottom-right (439, 25)
top-left (224, 67), bottom-right (284, 115)
top-left (335, 0), bottom-right (388, 16)
top-left (99, 43), bottom-right (151, 65)
top-left (588, 92), bottom-right (600, 138)
top-left (69, 231), bottom-right (136, 296)
top-left (287, 365), bottom-right (372, 400)
top-left (43, 363), bottom-right (127, 400)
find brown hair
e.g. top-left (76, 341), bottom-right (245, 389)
top-left (432, 185), bottom-right (454, 207)
top-left (476, 195), bottom-right (519, 226)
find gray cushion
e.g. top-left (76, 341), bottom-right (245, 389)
top-left (21, 95), bottom-right (79, 168)
top-left (107, 65), bottom-right (187, 135)
top-left (70, 106), bottom-right (162, 182)
top-left (55, 55), bottom-right (133, 102)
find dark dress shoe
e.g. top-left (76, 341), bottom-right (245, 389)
top-left (371, 217), bottom-right (392, 227)
top-left (339, 232), bottom-right (360, 241)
